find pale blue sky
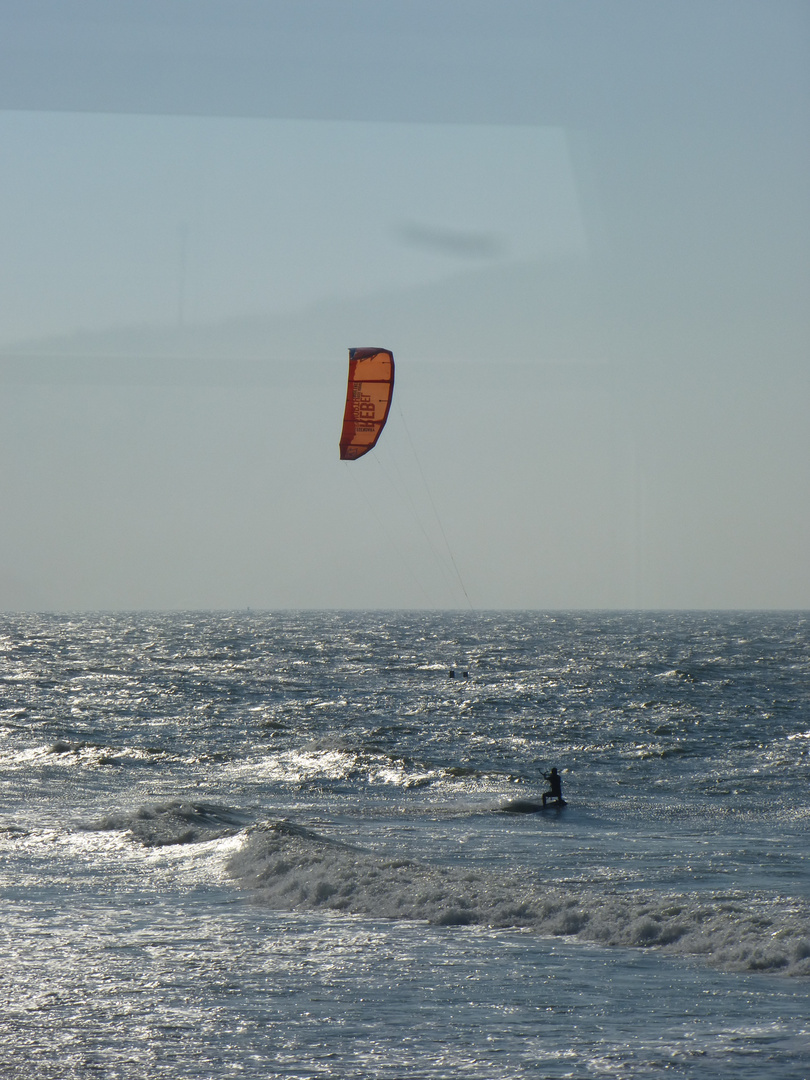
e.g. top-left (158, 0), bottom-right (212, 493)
top-left (0, 1), bottom-right (807, 610)
top-left (0, 115), bottom-right (586, 344)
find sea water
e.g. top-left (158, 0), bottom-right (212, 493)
top-left (0, 610), bottom-right (808, 1079)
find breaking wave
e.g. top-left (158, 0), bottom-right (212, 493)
top-left (228, 822), bottom-right (810, 977)
top-left (86, 800), bottom-right (248, 847)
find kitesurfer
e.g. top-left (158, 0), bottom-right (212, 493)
top-left (542, 767), bottom-right (563, 807)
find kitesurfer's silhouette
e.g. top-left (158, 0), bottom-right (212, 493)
top-left (542, 767), bottom-right (563, 807)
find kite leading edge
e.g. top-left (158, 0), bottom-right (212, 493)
top-left (339, 348), bottom-right (395, 460)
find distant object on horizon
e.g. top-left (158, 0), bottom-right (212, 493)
top-left (339, 348), bottom-right (395, 461)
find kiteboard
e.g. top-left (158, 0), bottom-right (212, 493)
top-left (499, 797), bottom-right (567, 814)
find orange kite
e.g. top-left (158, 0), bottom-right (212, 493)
top-left (339, 348), bottom-right (395, 460)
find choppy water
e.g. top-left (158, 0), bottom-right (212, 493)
top-left (1, 610), bottom-right (808, 1078)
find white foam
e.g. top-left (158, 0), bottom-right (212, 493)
top-left (228, 823), bottom-right (810, 977)
top-left (227, 746), bottom-right (443, 788)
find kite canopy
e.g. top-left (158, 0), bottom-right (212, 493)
top-left (339, 348), bottom-right (395, 460)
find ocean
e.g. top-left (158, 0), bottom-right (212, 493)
top-left (1, 610), bottom-right (808, 1078)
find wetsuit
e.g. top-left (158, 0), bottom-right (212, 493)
top-left (543, 769), bottom-right (562, 805)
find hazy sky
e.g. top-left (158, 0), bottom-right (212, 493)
top-left (0, 0), bottom-right (808, 610)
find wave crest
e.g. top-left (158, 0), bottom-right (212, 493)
top-left (228, 823), bottom-right (810, 977)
